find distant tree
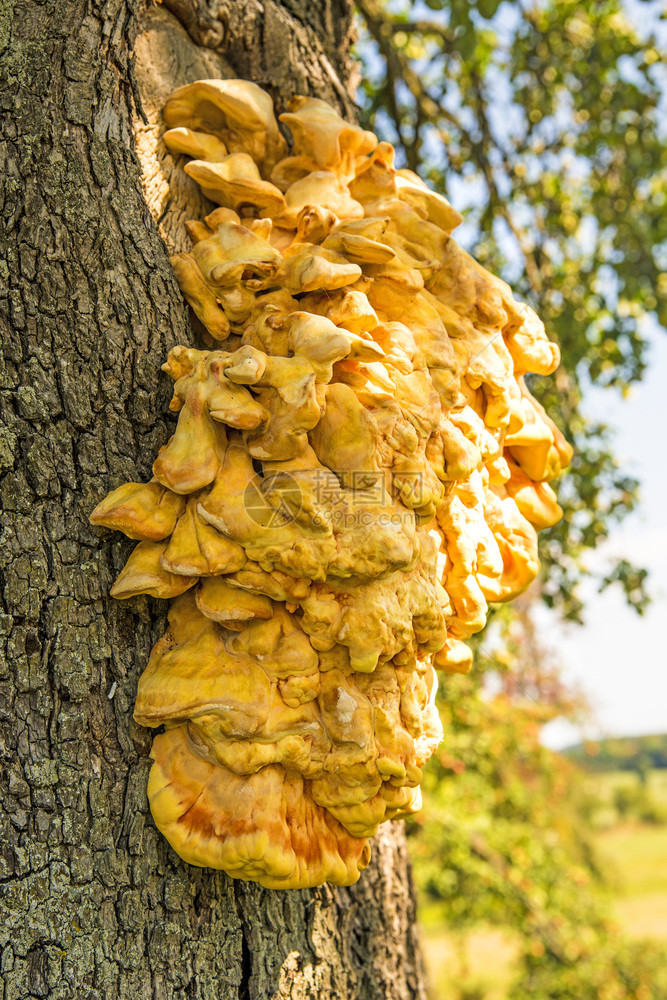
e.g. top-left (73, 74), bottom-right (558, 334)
top-left (407, 616), bottom-right (667, 998)
top-left (357, 0), bottom-right (665, 620)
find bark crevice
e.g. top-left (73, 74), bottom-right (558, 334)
top-left (161, 0), bottom-right (359, 116)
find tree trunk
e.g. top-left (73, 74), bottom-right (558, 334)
top-left (0, 0), bottom-right (428, 996)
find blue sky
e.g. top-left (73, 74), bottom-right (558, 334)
top-left (541, 322), bottom-right (667, 748)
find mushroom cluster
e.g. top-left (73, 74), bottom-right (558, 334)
top-left (90, 80), bottom-right (572, 889)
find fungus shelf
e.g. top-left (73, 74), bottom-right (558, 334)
top-left (90, 79), bottom-right (572, 889)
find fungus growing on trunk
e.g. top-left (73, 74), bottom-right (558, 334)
top-left (90, 79), bottom-right (572, 889)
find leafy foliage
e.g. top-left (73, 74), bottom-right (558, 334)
top-left (354, 4), bottom-right (666, 994)
top-left (356, 0), bottom-right (666, 619)
top-left (566, 732), bottom-right (667, 773)
top-left (407, 620), bottom-right (667, 997)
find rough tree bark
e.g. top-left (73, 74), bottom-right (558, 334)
top-left (0, 0), bottom-right (428, 997)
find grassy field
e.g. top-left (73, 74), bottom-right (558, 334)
top-left (587, 769), bottom-right (667, 938)
top-left (584, 767), bottom-right (667, 821)
top-left (595, 822), bottom-right (667, 939)
top-left (420, 924), bottom-right (518, 1000)
top-left (418, 769), bottom-right (667, 999)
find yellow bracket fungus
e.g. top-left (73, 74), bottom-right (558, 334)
top-left (90, 79), bottom-right (572, 889)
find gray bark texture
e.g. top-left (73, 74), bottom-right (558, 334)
top-left (0, 0), bottom-right (429, 996)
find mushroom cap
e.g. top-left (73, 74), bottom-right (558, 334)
top-left (274, 171), bottom-right (364, 228)
top-left (503, 459), bottom-right (564, 529)
top-left (433, 638), bottom-right (473, 674)
top-left (322, 230), bottom-right (396, 265)
top-left (196, 575), bottom-right (273, 626)
top-left (163, 127), bottom-right (228, 163)
top-left (280, 95), bottom-right (377, 170)
top-left (110, 540), bottom-right (198, 600)
top-left (504, 303), bottom-right (560, 376)
top-left (160, 495), bottom-right (247, 578)
top-left (299, 288), bottom-right (379, 334)
top-left (90, 482), bottom-right (185, 541)
top-left (276, 245), bottom-right (362, 294)
top-left (147, 726), bottom-right (372, 888)
top-left (134, 596), bottom-right (272, 727)
top-left (192, 222), bottom-right (281, 287)
top-left (184, 155), bottom-right (286, 214)
top-left (163, 79), bottom-right (287, 171)
top-left (169, 254), bottom-right (231, 341)
top-left (153, 391), bottom-right (227, 495)
top-left (395, 170), bottom-right (463, 234)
